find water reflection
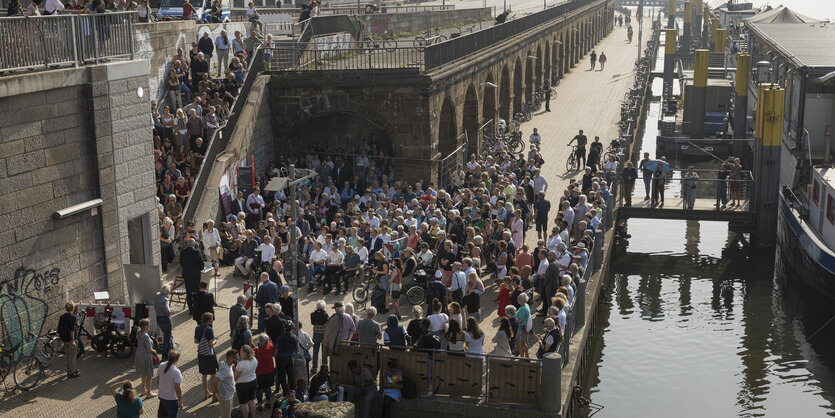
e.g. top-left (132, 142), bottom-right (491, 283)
top-left (579, 219), bottom-right (835, 417)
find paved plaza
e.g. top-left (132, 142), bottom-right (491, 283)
top-left (0, 19), bottom-right (647, 417)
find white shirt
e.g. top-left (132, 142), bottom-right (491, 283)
top-left (246, 194), bottom-right (265, 214)
top-left (557, 251), bottom-right (572, 272)
top-left (427, 313), bottom-right (448, 333)
top-left (327, 250), bottom-right (344, 265)
top-left (547, 234), bottom-right (562, 252)
top-left (216, 361), bottom-right (236, 401)
top-left (536, 258), bottom-right (550, 276)
top-left (157, 363), bottom-right (183, 401)
top-left (529, 133), bottom-right (541, 144)
top-left (450, 271), bottom-right (467, 292)
top-left (202, 227), bottom-right (220, 251)
top-left (298, 329), bottom-right (313, 350)
top-left (235, 358), bottom-right (258, 383)
top-left (310, 249), bottom-right (327, 265)
top-left (44, 0), bottom-right (65, 13)
top-left (563, 207), bottom-right (575, 228)
top-left (258, 243), bottom-right (275, 263)
top-left (357, 247), bottom-right (369, 264)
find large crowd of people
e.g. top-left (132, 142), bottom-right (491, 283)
top-left (129, 126), bottom-right (611, 417)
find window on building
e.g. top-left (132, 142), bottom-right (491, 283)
top-left (128, 214), bottom-right (150, 264)
top-left (828, 195), bottom-right (835, 225)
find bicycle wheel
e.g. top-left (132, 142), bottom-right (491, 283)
top-left (406, 286), bottom-right (425, 306)
top-left (111, 335), bottom-right (134, 359)
top-left (413, 37), bottom-right (426, 51)
top-left (566, 154), bottom-right (576, 172)
top-left (352, 284), bottom-right (369, 304)
top-left (437, 34), bottom-right (447, 42)
top-left (509, 138), bottom-right (525, 154)
top-left (382, 39), bottom-right (396, 53)
top-left (13, 355), bottom-right (42, 390)
top-left (363, 39), bottom-right (376, 50)
top-left (91, 333), bottom-right (108, 352)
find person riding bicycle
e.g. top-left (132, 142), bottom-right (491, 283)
top-left (529, 128), bottom-right (542, 146)
top-left (567, 129), bottom-right (588, 168)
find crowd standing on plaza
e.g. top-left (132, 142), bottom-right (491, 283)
top-left (102, 120), bottom-right (612, 416)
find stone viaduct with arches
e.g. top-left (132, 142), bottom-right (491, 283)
top-left (270, 0), bottom-right (614, 181)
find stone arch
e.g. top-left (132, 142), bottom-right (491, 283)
top-left (483, 72), bottom-right (497, 130)
top-left (513, 57), bottom-right (523, 119)
top-left (524, 52), bottom-right (534, 106)
top-left (535, 45), bottom-right (543, 92)
top-left (438, 97), bottom-right (457, 157)
top-left (499, 65), bottom-right (511, 122)
top-left (544, 41), bottom-right (551, 84)
top-left (463, 84), bottom-right (479, 156)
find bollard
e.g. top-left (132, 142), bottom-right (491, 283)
top-left (539, 353), bottom-right (563, 414)
top-left (575, 278), bottom-right (587, 329)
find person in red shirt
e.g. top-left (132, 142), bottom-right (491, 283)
top-left (253, 334), bottom-right (275, 411)
top-left (182, 0), bottom-right (196, 20)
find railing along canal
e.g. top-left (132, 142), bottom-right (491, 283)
top-left (0, 12), bottom-right (137, 72)
top-left (269, 41), bottom-right (424, 72)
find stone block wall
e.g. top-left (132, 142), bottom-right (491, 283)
top-left (359, 8), bottom-right (492, 36)
top-left (0, 61), bottom-right (158, 360)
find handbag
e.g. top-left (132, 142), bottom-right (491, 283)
top-left (152, 353), bottom-right (160, 366)
top-left (525, 313), bottom-right (533, 333)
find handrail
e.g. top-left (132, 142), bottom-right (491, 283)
top-left (0, 12), bottom-right (137, 73)
top-left (181, 47), bottom-right (265, 229)
top-left (424, 0), bottom-right (594, 70)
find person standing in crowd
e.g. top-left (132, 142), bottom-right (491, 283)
top-left (57, 301), bottom-right (79, 379)
top-left (229, 295), bottom-right (248, 338)
top-left (598, 52), bottom-right (607, 70)
top-left (134, 318), bottom-right (156, 399)
top-left (621, 161), bottom-right (638, 206)
top-left (652, 164), bottom-right (666, 208)
top-left (543, 79), bottom-right (552, 112)
top-left (110, 381), bottom-right (143, 417)
top-left (193, 281), bottom-right (215, 325)
top-left (683, 166), bottom-right (699, 210)
top-left (198, 31), bottom-right (214, 73)
top-left (255, 272), bottom-right (279, 332)
top-left (310, 299), bottom-right (329, 372)
top-left (202, 220), bottom-right (221, 277)
top-left (357, 307), bottom-right (382, 345)
top-left (215, 30), bottom-right (230, 77)
top-left (717, 161), bottom-right (729, 208)
top-left (728, 157), bottom-right (743, 207)
top-left (213, 350), bottom-right (237, 418)
top-left (589, 50), bottom-right (597, 70)
top-left (155, 285), bottom-right (173, 361)
top-left (180, 238), bottom-right (203, 313)
top-left (274, 321), bottom-right (297, 397)
top-left (194, 312), bottom-right (218, 401)
top-left (156, 350), bottom-right (183, 418)
top-left (235, 344), bottom-right (259, 418)
top-left (638, 152), bottom-right (653, 201)
top-left (253, 334), bottom-right (275, 411)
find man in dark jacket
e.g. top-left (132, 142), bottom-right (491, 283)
top-left (539, 250), bottom-right (560, 316)
top-left (180, 238), bottom-right (204, 313)
top-left (197, 31), bottom-right (214, 70)
top-left (255, 272), bottom-right (279, 332)
top-left (192, 281), bottom-right (215, 324)
top-left (190, 52), bottom-right (209, 90)
top-left (229, 295), bottom-right (248, 337)
top-left (57, 301), bottom-right (80, 379)
top-left (621, 161), bottom-right (638, 206)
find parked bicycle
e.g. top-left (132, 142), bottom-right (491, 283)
top-left (413, 28), bottom-right (447, 51)
top-left (13, 330), bottom-right (61, 390)
top-left (91, 305), bottom-right (134, 359)
top-left (364, 30), bottom-right (396, 52)
top-left (403, 269), bottom-right (431, 306)
top-left (352, 266), bottom-right (380, 304)
top-left (449, 24), bottom-right (475, 39)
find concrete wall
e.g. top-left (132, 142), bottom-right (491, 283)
top-left (360, 8), bottom-right (492, 36)
top-left (0, 61), bottom-right (159, 360)
top-left (192, 74), bottom-right (275, 226)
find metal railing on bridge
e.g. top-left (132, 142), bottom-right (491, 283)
top-left (268, 41), bottom-right (424, 72)
top-left (0, 12), bottom-right (136, 73)
top-left (423, 0), bottom-right (593, 70)
top-left (619, 169), bottom-right (755, 216)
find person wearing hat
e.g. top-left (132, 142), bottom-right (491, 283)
top-left (255, 272), bottom-right (279, 332)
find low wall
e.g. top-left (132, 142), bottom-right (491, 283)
top-left (359, 7), bottom-right (492, 36)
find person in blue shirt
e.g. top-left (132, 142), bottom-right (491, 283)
top-left (111, 380), bottom-right (144, 417)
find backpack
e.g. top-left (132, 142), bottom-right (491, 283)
top-left (402, 376), bottom-right (417, 399)
top-left (231, 328), bottom-right (246, 350)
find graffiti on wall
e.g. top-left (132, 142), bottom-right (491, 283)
top-left (0, 267), bottom-right (61, 360)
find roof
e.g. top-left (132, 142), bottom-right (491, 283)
top-left (747, 23), bottom-right (835, 69)
top-left (815, 166), bottom-right (835, 187)
top-left (746, 5), bottom-right (823, 23)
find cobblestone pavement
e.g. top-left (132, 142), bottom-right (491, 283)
top-left (0, 20), bottom-right (648, 418)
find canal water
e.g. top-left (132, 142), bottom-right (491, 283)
top-left (578, 29), bottom-right (835, 417)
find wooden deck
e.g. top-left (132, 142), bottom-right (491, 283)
top-left (619, 197), bottom-right (753, 222)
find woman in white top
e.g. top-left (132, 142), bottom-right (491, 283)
top-left (427, 298), bottom-right (449, 350)
top-left (234, 345), bottom-right (258, 418)
top-left (492, 317), bottom-right (514, 357)
top-left (464, 317), bottom-right (485, 358)
top-left (156, 350), bottom-right (184, 418)
top-left (445, 318), bottom-right (465, 354)
top-left (546, 227), bottom-right (562, 253)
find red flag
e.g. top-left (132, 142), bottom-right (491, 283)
top-left (636, 7), bottom-right (641, 21)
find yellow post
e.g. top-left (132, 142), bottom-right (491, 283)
top-left (684, 1), bottom-right (692, 22)
top-left (714, 28), bottom-right (726, 53)
top-left (762, 86), bottom-right (785, 147)
top-left (665, 29), bottom-right (676, 55)
top-left (755, 84), bottom-right (786, 247)
top-left (668, 0), bottom-right (676, 28)
top-left (694, 49), bottom-right (708, 88)
top-left (734, 53), bottom-right (750, 138)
